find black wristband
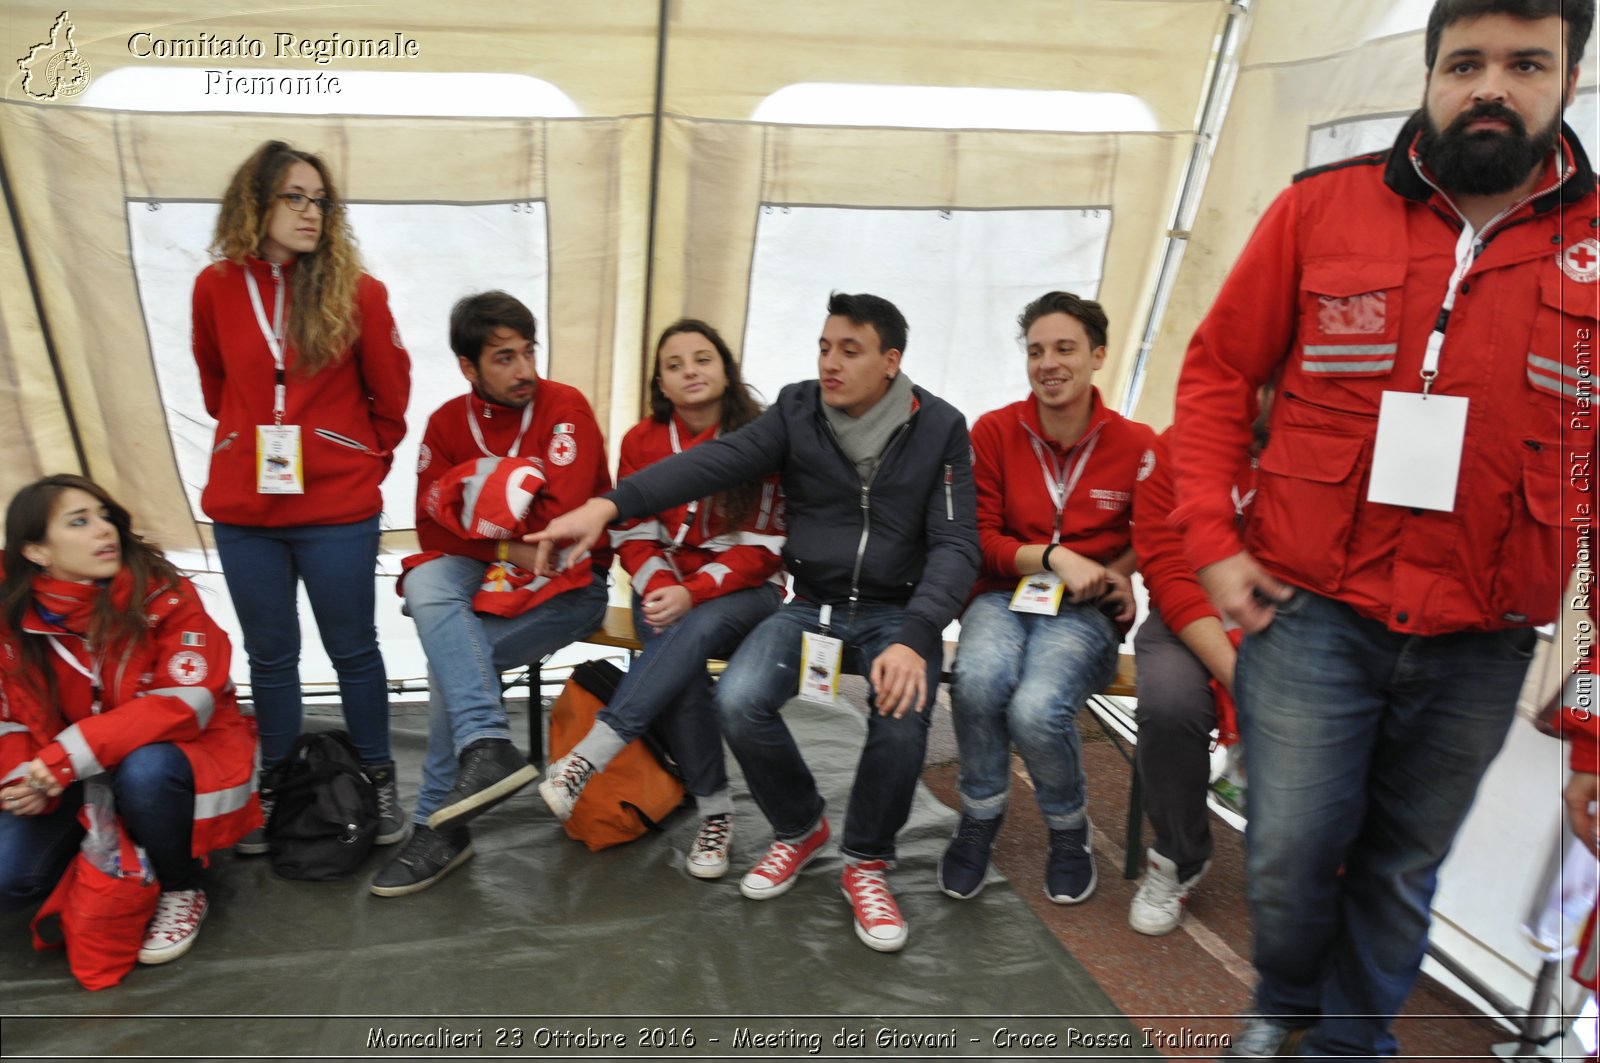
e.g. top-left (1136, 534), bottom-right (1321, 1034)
top-left (1041, 543), bottom-right (1058, 573)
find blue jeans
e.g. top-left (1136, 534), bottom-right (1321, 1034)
top-left (713, 599), bottom-right (941, 863)
top-left (0, 744), bottom-right (197, 912)
top-left (1237, 590), bottom-right (1532, 1059)
top-left (600, 584), bottom-right (782, 798)
top-left (405, 554), bottom-right (608, 823)
top-left (950, 592), bottom-right (1119, 829)
top-left (213, 517), bottom-right (390, 767)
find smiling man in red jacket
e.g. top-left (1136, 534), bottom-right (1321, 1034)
top-left (1170, 0), bottom-right (1599, 1056)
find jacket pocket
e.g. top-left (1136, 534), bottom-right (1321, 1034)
top-left (1525, 271), bottom-right (1595, 405)
top-left (1297, 257), bottom-right (1406, 377)
top-left (312, 428), bottom-right (374, 454)
top-left (1488, 439), bottom-right (1566, 625)
top-left (1248, 425), bottom-right (1367, 589)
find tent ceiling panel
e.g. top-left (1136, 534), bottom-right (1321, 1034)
top-left (661, 0), bottom-right (1229, 131)
top-left (5, 1), bottom-right (662, 117)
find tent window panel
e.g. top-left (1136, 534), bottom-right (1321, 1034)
top-left (741, 206), bottom-right (1112, 432)
top-left (128, 200), bottom-right (551, 530)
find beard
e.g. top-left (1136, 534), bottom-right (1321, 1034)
top-left (1415, 101), bottom-right (1560, 196)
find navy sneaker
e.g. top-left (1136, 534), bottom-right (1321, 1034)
top-left (1045, 818), bottom-right (1097, 904)
top-left (937, 812), bottom-right (1004, 900)
top-left (369, 824), bottom-right (474, 897)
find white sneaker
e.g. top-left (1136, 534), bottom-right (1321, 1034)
top-left (138, 889), bottom-right (208, 965)
top-left (686, 814), bottom-right (732, 879)
top-left (1128, 848), bottom-right (1209, 936)
top-left (537, 752), bottom-right (594, 822)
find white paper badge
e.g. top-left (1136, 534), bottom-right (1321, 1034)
top-left (1366, 391), bottom-right (1468, 512)
top-left (1010, 571), bottom-right (1066, 615)
top-left (256, 424), bottom-right (305, 494)
top-left (798, 631), bottom-right (843, 704)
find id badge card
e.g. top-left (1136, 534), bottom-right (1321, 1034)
top-left (256, 424), bottom-right (305, 495)
top-left (798, 631), bottom-right (843, 704)
top-left (1366, 392), bottom-right (1468, 512)
top-left (1010, 571), bottom-right (1066, 615)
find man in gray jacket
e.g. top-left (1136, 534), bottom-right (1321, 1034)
top-left (533, 292), bottom-right (980, 953)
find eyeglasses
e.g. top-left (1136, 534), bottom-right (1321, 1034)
top-left (275, 192), bottom-right (339, 215)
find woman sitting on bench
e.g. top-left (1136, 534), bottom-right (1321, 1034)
top-left (942, 291), bottom-right (1155, 905)
top-left (0, 475), bottom-right (259, 965)
top-left (538, 320), bottom-right (784, 878)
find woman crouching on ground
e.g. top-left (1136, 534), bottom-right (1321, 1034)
top-left (539, 320), bottom-right (784, 877)
top-left (943, 291), bottom-right (1154, 904)
top-left (0, 475), bottom-right (259, 964)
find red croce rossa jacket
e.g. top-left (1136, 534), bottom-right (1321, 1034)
top-left (191, 256), bottom-right (411, 527)
top-left (0, 570), bottom-right (260, 858)
top-left (608, 413), bottom-right (784, 603)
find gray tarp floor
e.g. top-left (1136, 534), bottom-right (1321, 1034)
top-left (1, 694), bottom-right (1145, 1061)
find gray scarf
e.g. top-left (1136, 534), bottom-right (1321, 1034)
top-left (822, 371), bottom-right (916, 481)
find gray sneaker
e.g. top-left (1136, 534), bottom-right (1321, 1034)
top-left (363, 760), bottom-right (410, 846)
top-left (369, 824), bottom-right (474, 897)
top-left (233, 793), bottom-right (273, 856)
top-left (1223, 1016), bottom-right (1307, 1057)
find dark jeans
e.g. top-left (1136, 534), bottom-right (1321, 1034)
top-left (0, 744), bottom-right (197, 912)
top-left (713, 600), bottom-right (940, 863)
top-left (214, 517), bottom-right (390, 767)
top-left (1237, 589), bottom-right (1532, 1059)
top-left (1132, 605), bottom-right (1218, 869)
top-left (599, 584), bottom-right (782, 797)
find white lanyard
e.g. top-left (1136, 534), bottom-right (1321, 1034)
top-left (1420, 222), bottom-right (1478, 395)
top-left (46, 634), bottom-right (102, 714)
top-left (1231, 484), bottom-right (1256, 519)
top-left (466, 400), bottom-right (533, 459)
top-left (666, 418), bottom-right (710, 547)
top-left (1028, 429), bottom-right (1099, 545)
top-left (243, 269), bottom-right (289, 424)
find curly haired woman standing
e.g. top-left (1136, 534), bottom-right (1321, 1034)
top-left (192, 141), bottom-right (410, 849)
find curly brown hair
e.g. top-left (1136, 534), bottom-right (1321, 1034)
top-left (209, 140), bottom-right (363, 376)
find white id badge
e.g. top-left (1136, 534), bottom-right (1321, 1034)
top-left (256, 424), bottom-right (305, 495)
top-left (798, 631), bottom-right (843, 704)
top-left (1010, 571), bottom-right (1065, 615)
top-left (1366, 392), bottom-right (1468, 512)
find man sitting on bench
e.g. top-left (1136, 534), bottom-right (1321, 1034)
top-left (533, 292), bottom-right (979, 953)
top-left (370, 291), bottom-right (610, 897)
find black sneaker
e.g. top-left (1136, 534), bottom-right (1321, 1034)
top-left (938, 812), bottom-right (1004, 900)
top-left (363, 760), bottom-right (410, 846)
top-left (369, 824), bottom-right (474, 897)
top-left (426, 738), bottom-right (538, 831)
top-left (1045, 818), bottom-right (1097, 904)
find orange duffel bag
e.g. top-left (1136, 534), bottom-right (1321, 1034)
top-left (547, 659), bottom-right (686, 851)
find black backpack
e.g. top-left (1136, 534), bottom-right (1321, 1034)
top-left (261, 730), bottom-right (378, 881)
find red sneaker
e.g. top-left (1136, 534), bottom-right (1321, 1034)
top-left (840, 859), bottom-right (908, 952)
top-left (738, 817), bottom-right (830, 900)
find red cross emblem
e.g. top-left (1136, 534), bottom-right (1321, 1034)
top-left (1559, 238), bottom-right (1600, 283)
top-left (548, 433), bottom-right (577, 466)
top-left (168, 650), bottom-right (208, 686)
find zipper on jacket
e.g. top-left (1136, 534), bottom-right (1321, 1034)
top-left (212, 431), bottom-right (239, 454)
top-left (313, 428), bottom-right (373, 453)
top-left (840, 420), bottom-right (915, 612)
top-left (944, 464), bottom-right (954, 520)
